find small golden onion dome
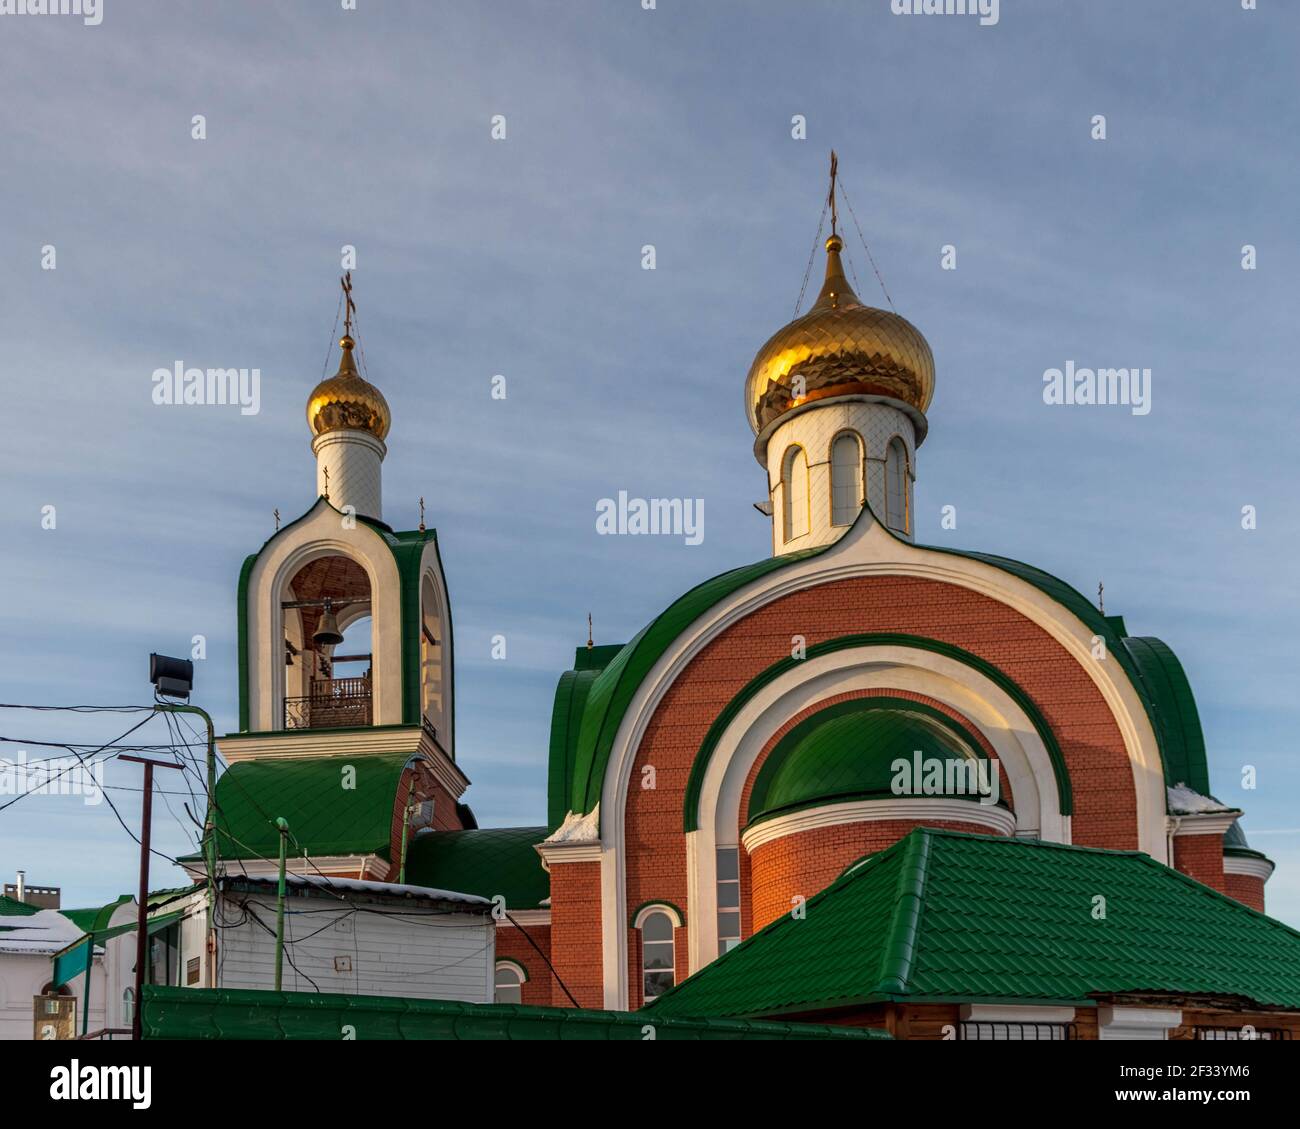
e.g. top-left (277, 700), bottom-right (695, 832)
top-left (306, 334), bottom-right (391, 442)
top-left (745, 234), bottom-right (935, 435)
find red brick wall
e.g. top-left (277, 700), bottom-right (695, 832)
top-left (494, 922), bottom-right (554, 1007)
top-left (1224, 871), bottom-right (1266, 913)
top-left (547, 861), bottom-right (604, 1008)
top-left (1173, 833), bottom-right (1226, 893)
top-left (622, 573), bottom-right (1139, 957)
top-left (748, 819), bottom-right (999, 932)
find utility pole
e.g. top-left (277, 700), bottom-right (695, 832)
top-left (120, 754), bottom-right (184, 1041)
top-left (274, 818), bottom-right (289, 991)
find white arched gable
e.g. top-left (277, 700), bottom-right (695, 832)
top-left (590, 504), bottom-right (1167, 1009)
top-left (244, 500), bottom-right (405, 732)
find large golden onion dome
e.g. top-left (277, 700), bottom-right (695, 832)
top-left (306, 333), bottom-right (391, 442)
top-left (745, 234), bottom-right (935, 435)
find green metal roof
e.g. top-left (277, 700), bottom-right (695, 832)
top-left (186, 752), bottom-right (412, 863)
top-left (1121, 636), bottom-right (1210, 794)
top-left (403, 826), bottom-right (549, 912)
top-left (645, 828), bottom-right (1300, 1019)
top-left (548, 503), bottom-right (1213, 828)
top-left (558, 546), bottom-right (831, 822)
top-left (747, 697), bottom-right (988, 825)
top-left (0, 894), bottom-right (41, 917)
top-left (140, 985), bottom-right (889, 1040)
top-left (547, 646), bottom-right (623, 829)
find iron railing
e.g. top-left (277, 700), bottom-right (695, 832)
top-left (959, 1021), bottom-right (1077, 1041)
top-left (284, 676), bottom-right (372, 730)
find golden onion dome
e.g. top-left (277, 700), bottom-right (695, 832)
top-left (306, 334), bottom-right (391, 442)
top-left (745, 234), bottom-right (935, 435)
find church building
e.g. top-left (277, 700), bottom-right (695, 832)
top-left (192, 181), bottom-right (1300, 1040)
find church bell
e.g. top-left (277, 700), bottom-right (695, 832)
top-left (313, 600), bottom-right (345, 648)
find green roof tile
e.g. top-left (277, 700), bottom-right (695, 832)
top-left (403, 826), bottom-right (549, 912)
top-left (645, 829), bottom-right (1300, 1019)
top-left (191, 753), bottom-right (412, 863)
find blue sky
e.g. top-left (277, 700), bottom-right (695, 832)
top-left (2, 1), bottom-right (1298, 926)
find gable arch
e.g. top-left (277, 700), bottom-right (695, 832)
top-left (243, 501), bottom-right (405, 732)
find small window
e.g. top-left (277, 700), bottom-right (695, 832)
top-left (885, 438), bottom-right (909, 534)
top-left (830, 433), bottom-right (863, 526)
top-left (494, 962), bottom-right (524, 1005)
top-left (122, 987), bottom-right (134, 1027)
top-left (716, 848), bottom-right (742, 953)
top-left (781, 446), bottom-right (809, 543)
top-left (640, 911), bottom-right (676, 1003)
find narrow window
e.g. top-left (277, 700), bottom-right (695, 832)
top-left (885, 437), bottom-right (909, 534)
top-left (122, 987), bottom-right (135, 1027)
top-left (640, 911), bottom-right (676, 1002)
top-left (830, 432), bottom-right (863, 526)
top-left (494, 962), bottom-right (524, 1004)
top-left (781, 446), bottom-right (809, 543)
top-left (716, 847), bottom-right (742, 953)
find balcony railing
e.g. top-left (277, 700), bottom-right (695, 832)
top-left (285, 676), bottom-right (372, 730)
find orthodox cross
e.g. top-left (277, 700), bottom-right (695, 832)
top-left (827, 149), bottom-right (839, 238)
top-left (323, 466), bottom-right (330, 501)
top-left (1098, 580), bottom-right (1105, 615)
top-left (587, 612), bottom-right (594, 650)
top-left (274, 507), bottom-right (281, 532)
top-left (418, 496), bottom-right (426, 532)
top-left (341, 271), bottom-right (356, 336)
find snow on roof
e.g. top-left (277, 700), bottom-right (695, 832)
top-left (1167, 783), bottom-right (1239, 816)
top-left (224, 872), bottom-right (490, 906)
top-left (544, 804), bottom-right (599, 844)
top-left (0, 908), bottom-right (85, 955)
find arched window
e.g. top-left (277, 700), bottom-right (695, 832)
top-left (494, 961), bottom-right (526, 1004)
top-left (121, 987), bottom-right (135, 1027)
top-left (885, 437), bottom-right (909, 534)
top-left (780, 445), bottom-right (809, 543)
top-left (830, 432), bottom-right (864, 526)
top-left (638, 909), bottom-right (677, 1002)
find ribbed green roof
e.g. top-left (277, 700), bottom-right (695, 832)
top-left (188, 753), bottom-right (412, 863)
top-left (141, 985), bottom-right (889, 1041)
top-left (1121, 636), bottom-right (1210, 794)
top-left (645, 829), bottom-right (1300, 1019)
top-left (548, 505), bottom-right (1213, 827)
top-left (547, 646), bottom-right (624, 829)
top-left (747, 698), bottom-right (987, 825)
top-left (0, 894), bottom-right (41, 917)
top-left (404, 827), bottom-right (549, 912)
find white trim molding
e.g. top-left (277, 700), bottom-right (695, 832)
top-left (632, 903), bottom-right (684, 930)
top-left (1170, 812), bottom-right (1241, 837)
top-left (961, 1005), bottom-right (1077, 1024)
top-left (1098, 1006), bottom-right (1183, 1041)
top-left (1223, 854), bottom-right (1275, 882)
top-left (742, 797), bottom-right (1016, 853)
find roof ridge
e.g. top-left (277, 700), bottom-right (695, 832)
top-left (873, 828), bottom-right (932, 995)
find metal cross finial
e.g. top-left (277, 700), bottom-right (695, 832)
top-left (1098, 580), bottom-right (1105, 615)
top-left (587, 612), bottom-right (593, 650)
top-left (828, 150), bottom-right (839, 238)
top-left (274, 507), bottom-right (281, 531)
top-left (418, 496), bottom-right (426, 532)
top-left (323, 466), bottom-right (330, 501)
top-left (341, 271), bottom-right (356, 336)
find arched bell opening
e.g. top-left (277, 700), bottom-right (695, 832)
top-left (281, 554), bottom-right (374, 730)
